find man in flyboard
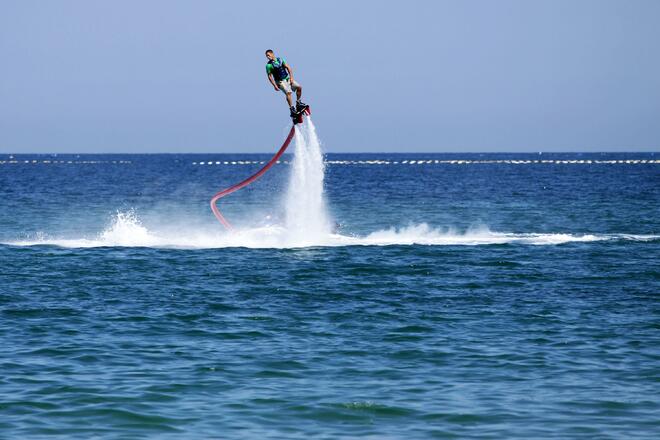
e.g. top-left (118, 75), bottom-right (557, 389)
top-left (265, 50), bottom-right (309, 123)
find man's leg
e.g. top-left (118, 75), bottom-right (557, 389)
top-left (285, 92), bottom-right (297, 117)
top-left (292, 81), bottom-right (305, 111)
top-left (279, 80), bottom-right (295, 113)
top-left (291, 80), bottom-right (303, 103)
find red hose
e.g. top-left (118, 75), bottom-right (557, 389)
top-left (210, 125), bottom-right (296, 229)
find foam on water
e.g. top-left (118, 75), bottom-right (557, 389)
top-left (7, 211), bottom-right (658, 249)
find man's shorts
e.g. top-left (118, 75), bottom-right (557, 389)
top-left (278, 78), bottom-right (301, 94)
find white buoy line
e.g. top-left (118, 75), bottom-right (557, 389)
top-left (191, 159), bottom-right (659, 166)
top-left (0, 159), bottom-right (132, 165)
top-left (2, 158), bottom-right (657, 166)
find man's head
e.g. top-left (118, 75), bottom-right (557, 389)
top-left (265, 50), bottom-right (275, 61)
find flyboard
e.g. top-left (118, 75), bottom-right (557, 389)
top-left (210, 103), bottom-right (311, 229)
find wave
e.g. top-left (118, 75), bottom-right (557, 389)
top-left (4, 211), bottom-right (658, 250)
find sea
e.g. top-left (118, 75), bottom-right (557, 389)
top-left (1, 120), bottom-right (659, 439)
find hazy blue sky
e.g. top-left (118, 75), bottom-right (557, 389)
top-left (1, 0), bottom-right (659, 153)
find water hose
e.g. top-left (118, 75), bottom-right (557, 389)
top-left (210, 125), bottom-right (296, 229)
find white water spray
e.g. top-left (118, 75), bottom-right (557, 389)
top-left (284, 118), bottom-right (332, 244)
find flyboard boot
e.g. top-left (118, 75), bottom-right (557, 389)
top-left (291, 101), bottom-right (311, 125)
top-left (296, 100), bottom-right (308, 113)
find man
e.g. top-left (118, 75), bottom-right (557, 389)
top-left (265, 50), bottom-right (306, 117)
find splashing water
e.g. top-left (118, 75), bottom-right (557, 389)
top-left (284, 117), bottom-right (332, 244)
top-left (99, 210), bottom-right (157, 246)
top-left (8, 214), bottom-right (658, 249)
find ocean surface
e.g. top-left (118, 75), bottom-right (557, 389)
top-left (1, 140), bottom-right (659, 438)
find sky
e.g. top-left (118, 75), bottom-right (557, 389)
top-left (1, 0), bottom-right (659, 153)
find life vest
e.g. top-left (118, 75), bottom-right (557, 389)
top-left (268, 57), bottom-right (289, 82)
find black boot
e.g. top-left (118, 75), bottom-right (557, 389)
top-left (296, 100), bottom-right (307, 112)
top-left (290, 106), bottom-right (297, 117)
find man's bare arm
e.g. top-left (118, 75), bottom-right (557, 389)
top-left (285, 64), bottom-right (294, 83)
top-left (267, 73), bottom-right (278, 91)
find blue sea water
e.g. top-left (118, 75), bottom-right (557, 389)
top-left (1, 150), bottom-right (659, 438)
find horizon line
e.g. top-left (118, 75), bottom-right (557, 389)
top-left (2, 151), bottom-right (658, 156)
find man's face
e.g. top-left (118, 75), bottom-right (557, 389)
top-left (266, 52), bottom-right (275, 61)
